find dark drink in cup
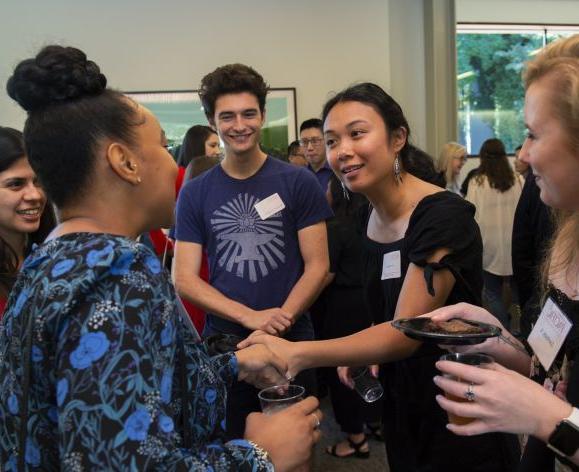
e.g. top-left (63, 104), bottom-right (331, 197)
top-left (438, 353), bottom-right (493, 425)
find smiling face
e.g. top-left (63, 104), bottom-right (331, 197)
top-left (0, 157), bottom-right (47, 243)
top-left (520, 75), bottom-right (579, 211)
top-left (324, 100), bottom-right (405, 194)
top-left (204, 132), bottom-right (221, 158)
top-left (451, 151), bottom-right (467, 177)
top-left (211, 92), bottom-right (264, 157)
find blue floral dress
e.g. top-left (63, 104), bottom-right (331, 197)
top-left (0, 233), bottom-right (273, 471)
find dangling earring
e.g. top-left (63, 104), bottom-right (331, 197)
top-left (341, 180), bottom-right (350, 201)
top-left (394, 153), bottom-right (403, 184)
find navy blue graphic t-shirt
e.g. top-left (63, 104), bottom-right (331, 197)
top-left (175, 156), bottom-right (333, 337)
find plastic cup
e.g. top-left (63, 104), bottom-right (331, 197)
top-left (351, 367), bottom-right (384, 403)
top-left (439, 352), bottom-right (494, 425)
top-left (258, 384), bottom-right (305, 415)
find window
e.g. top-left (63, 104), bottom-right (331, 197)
top-left (457, 24), bottom-right (579, 154)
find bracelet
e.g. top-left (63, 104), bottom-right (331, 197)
top-left (247, 440), bottom-right (272, 465)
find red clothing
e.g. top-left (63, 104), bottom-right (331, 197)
top-left (0, 297), bottom-right (6, 319)
top-left (173, 165), bottom-right (207, 333)
top-left (181, 254), bottom-right (209, 334)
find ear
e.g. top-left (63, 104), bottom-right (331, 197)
top-left (391, 127), bottom-right (408, 153)
top-left (260, 108), bottom-right (267, 125)
top-left (105, 142), bottom-right (141, 185)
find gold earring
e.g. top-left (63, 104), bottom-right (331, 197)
top-left (136, 177), bottom-right (142, 184)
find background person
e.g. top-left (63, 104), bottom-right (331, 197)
top-left (436, 141), bottom-right (468, 194)
top-left (0, 45), bottom-right (321, 471)
top-left (287, 139), bottom-right (307, 167)
top-left (0, 126), bottom-right (54, 317)
top-left (300, 118), bottom-right (333, 190)
top-left (466, 138), bottom-right (524, 329)
top-left (321, 174), bottom-right (383, 459)
top-left (177, 124), bottom-right (221, 167)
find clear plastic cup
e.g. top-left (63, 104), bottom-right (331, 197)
top-left (439, 352), bottom-right (494, 425)
top-left (258, 384), bottom-right (305, 415)
top-left (351, 367), bottom-right (384, 403)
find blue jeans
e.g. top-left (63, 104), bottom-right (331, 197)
top-left (482, 271), bottom-right (518, 327)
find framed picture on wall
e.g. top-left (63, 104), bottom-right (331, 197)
top-left (126, 88), bottom-right (297, 159)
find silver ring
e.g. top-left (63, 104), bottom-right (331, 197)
top-left (465, 383), bottom-right (475, 402)
top-left (313, 413), bottom-right (321, 429)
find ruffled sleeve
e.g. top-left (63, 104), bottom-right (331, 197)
top-left (404, 192), bottom-right (483, 304)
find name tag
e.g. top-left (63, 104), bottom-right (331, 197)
top-left (254, 193), bottom-right (285, 220)
top-left (528, 297), bottom-right (572, 371)
top-left (381, 250), bottom-right (401, 280)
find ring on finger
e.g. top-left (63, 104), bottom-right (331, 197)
top-left (465, 382), bottom-right (475, 402)
top-left (312, 412), bottom-right (321, 429)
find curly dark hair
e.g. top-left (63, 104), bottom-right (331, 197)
top-left (6, 45), bottom-right (142, 207)
top-left (475, 138), bottom-right (515, 192)
top-left (199, 64), bottom-right (268, 122)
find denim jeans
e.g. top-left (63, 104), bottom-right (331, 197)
top-left (482, 271), bottom-right (518, 327)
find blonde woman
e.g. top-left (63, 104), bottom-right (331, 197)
top-left (430, 34), bottom-right (579, 471)
top-left (436, 142), bottom-right (467, 194)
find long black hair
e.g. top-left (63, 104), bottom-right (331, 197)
top-left (0, 127), bottom-right (55, 296)
top-left (178, 125), bottom-right (217, 167)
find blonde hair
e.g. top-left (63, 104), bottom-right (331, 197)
top-left (437, 142), bottom-right (466, 186)
top-left (527, 35), bottom-right (579, 295)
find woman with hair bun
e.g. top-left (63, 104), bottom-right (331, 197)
top-left (0, 45), bottom-right (321, 471)
top-left (0, 127), bottom-right (54, 317)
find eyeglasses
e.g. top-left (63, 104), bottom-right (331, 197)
top-left (299, 137), bottom-right (324, 147)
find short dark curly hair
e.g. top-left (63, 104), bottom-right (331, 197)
top-left (199, 64), bottom-right (268, 122)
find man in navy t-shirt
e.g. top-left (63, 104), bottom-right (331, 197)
top-left (174, 64), bottom-right (332, 439)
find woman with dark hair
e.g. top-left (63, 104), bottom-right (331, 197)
top-left (0, 126), bottom-right (54, 316)
top-left (177, 124), bottom-right (220, 167)
top-left (322, 174), bottom-right (382, 459)
top-left (0, 45), bottom-right (321, 471)
top-left (242, 83), bottom-right (519, 471)
top-left (466, 138), bottom-right (523, 327)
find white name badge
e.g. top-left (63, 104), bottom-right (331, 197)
top-left (528, 297), bottom-right (573, 371)
top-left (381, 250), bottom-right (401, 280)
top-left (254, 193), bottom-right (285, 220)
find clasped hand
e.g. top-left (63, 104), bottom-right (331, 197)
top-left (235, 343), bottom-right (291, 389)
top-left (242, 308), bottom-right (293, 336)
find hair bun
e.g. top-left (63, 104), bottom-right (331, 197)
top-left (6, 45), bottom-right (107, 112)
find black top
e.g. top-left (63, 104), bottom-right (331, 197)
top-left (321, 212), bottom-right (373, 340)
top-left (363, 191), bottom-right (519, 471)
top-left (363, 191), bottom-right (483, 325)
top-left (520, 287), bottom-right (579, 472)
top-left (512, 173), bottom-right (554, 336)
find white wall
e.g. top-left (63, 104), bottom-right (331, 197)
top-left (457, 0), bottom-right (579, 24)
top-left (0, 0), bottom-right (392, 133)
top-left (2, 1), bottom-right (579, 151)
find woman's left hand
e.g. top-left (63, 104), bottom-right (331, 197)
top-left (433, 360), bottom-right (572, 441)
top-left (235, 344), bottom-right (289, 389)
